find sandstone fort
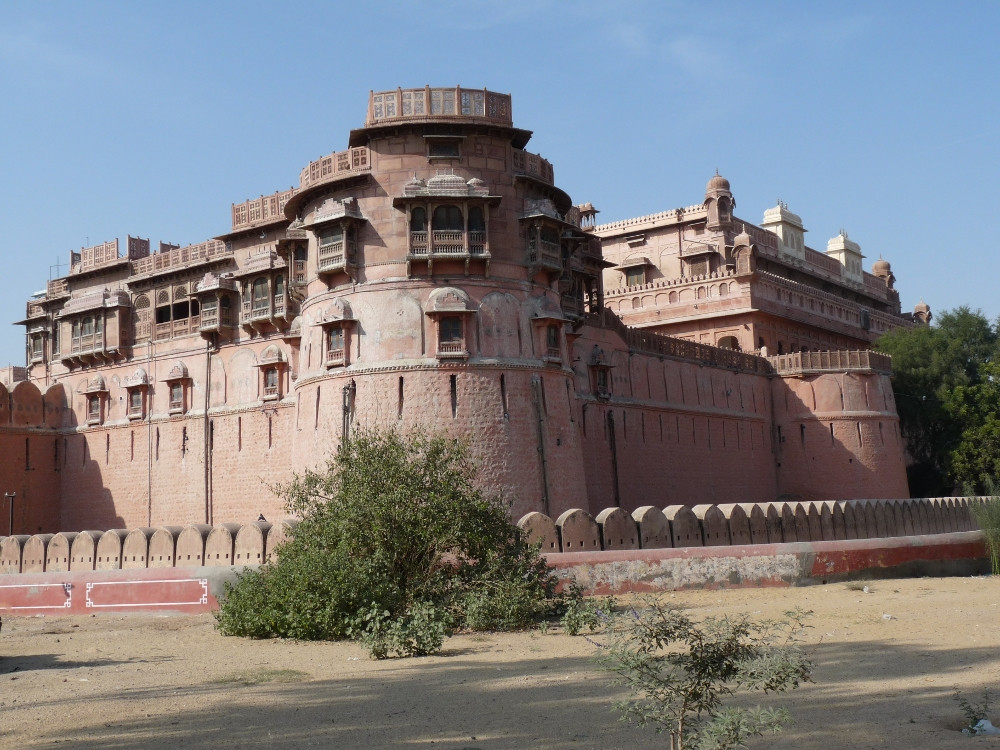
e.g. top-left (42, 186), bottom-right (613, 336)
top-left (4, 86), bottom-right (927, 537)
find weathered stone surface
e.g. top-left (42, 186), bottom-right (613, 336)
top-left (555, 509), bottom-right (600, 552)
top-left (664, 506), bottom-right (703, 548)
top-left (517, 512), bottom-right (560, 553)
top-left (631, 506), bottom-right (670, 549)
top-left (595, 507), bottom-right (639, 551)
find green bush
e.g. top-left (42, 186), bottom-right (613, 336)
top-left (596, 601), bottom-right (812, 750)
top-left (561, 584), bottom-right (615, 635)
top-left (969, 488), bottom-right (1000, 575)
top-left (214, 427), bottom-right (559, 657)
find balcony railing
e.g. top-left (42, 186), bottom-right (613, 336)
top-left (437, 340), bottom-right (467, 356)
top-left (242, 300), bottom-right (287, 323)
top-left (468, 231), bottom-right (487, 256)
top-left (318, 241), bottom-right (347, 271)
top-left (69, 333), bottom-right (106, 355)
top-left (46, 278), bottom-right (70, 298)
top-left (409, 231), bottom-right (489, 258)
top-left (326, 348), bottom-right (346, 367)
top-left (769, 350), bottom-right (893, 375)
top-left (293, 260), bottom-right (306, 283)
top-left (299, 147), bottom-right (371, 191)
top-left (546, 346), bottom-right (561, 360)
top-left (199, 307), bottom-right (235, 330)
top-left (131, 240), bottom-right (231, 277)
top-left (154, 316), bottom-right (201, 341)
top-left (511, 149), bottom-right (554, 185)
top-left (263, 384), bottom-right (279, 398)
top-left (231, 189), bottom-right (297, 231)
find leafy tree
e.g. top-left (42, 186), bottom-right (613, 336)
top-left (215, 427), bottom-right (558, 657)
top-left (875, 307), bottom-right (1000, 495)
top-left (597, 601), bottom-right (812, 750)
top-left (950, 364), bottom-right (1000, 493)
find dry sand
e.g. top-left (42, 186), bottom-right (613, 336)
top-left (3, 575), bottom-right (1000, 749)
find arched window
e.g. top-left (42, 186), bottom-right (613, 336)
top-left (432, 205), bottom-right (463, 231)
top-left (467, 206), bottom-right (485, 232)
top-left (275, 275), bottom-right (285, 298)
top-left (410, 207), bottom-right (426, 232)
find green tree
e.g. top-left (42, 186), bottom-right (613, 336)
top-left (215, 427), bottom-right (557, 657)
top-left (949, 362), bottom-right (1000, 492)
top-left (875, 307), bottom-right (999, 495)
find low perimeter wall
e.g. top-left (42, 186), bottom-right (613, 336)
top-left (0, 532), bottom-right (987, 616)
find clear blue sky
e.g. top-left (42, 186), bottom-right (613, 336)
top-left (1, 1), bottom-right (997, 363)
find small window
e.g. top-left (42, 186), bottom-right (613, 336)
top-left (438, 315), bottom-right (465, 356)
top-left (428, 140), bottom-right (460, 158)
top-left (326, 326), bottom-right (346, 366)
top-left (264, 368), bottom-right (279, 399)
top-left (128, 389), bottom-right (144, 418)
top-left (625, 267), bottom-right (645, 286)
top-left (87, 395), bottom-right (101, 424)
top-left (595, 368), bottom-right (609, 397)
top-left (169, 382), bottom-right (184, 412)
top-left (546, 324), bottom-right (561, 359)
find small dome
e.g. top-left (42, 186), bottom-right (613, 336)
top-left (426, 173), bottom-right (467, 189)
top-left (733, 229), bottom-right (752, 249)
top-left (706, 170), bottom-right (731, 194)
top-left (872, 258), bottom-right (891, 277)
top-left (466, 177), bottom-right (485, 187)
top-left (405, 176), bottom-right (426, 187)
top-left (914, 300), bottom-right (930, 313)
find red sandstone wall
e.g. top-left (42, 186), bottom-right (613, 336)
top-left (0, 382), bottom-right (63, 534)
top-left (572, 327), bottom-right (778, 513)
top-left (772, 371), bottom-right (909, 500)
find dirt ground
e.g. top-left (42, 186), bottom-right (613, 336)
top-left (2, 576), bottom-right (1000, 749)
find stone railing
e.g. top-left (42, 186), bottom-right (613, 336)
top-left (0, 498), bottom-right (984, 574)
top-left (366, 86), bottom-right (512, 127)
top-left (588, 307), bottom-right (770, 375)
top-left (131, 240), bottom-right (230, 277)
top-left (298, 147), bottom-right (371, 191)
top-left (511, 148), bottom-right (554, 184)
top-left (604, 267), bottom-right (740, 298)
top-left (231, 189), bottom-right (297, 231)
top-left (517, 497), bottom-right (984, 554)
top-left (46, 278), bottom-right (70, 298)
top-left (769, 349), bottom-right (892, 375)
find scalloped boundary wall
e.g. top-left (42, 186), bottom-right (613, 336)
top-left (0, 497), bottom-right (989, 615)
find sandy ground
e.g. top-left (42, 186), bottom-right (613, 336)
top-left (2, 576), bottom-right (1000, 749)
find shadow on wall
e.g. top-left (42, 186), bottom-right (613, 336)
top-left (0, 381), bottom-right (124, 535)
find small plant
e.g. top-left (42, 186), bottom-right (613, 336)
top-left (596, 600), bottom-right (812, 750)
top-left (954, 688), bottom-right (993, 732)
top-left (560, 585), bottom-right (615, 635)
top-left (969, 488), bottom-right (1000, 575)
